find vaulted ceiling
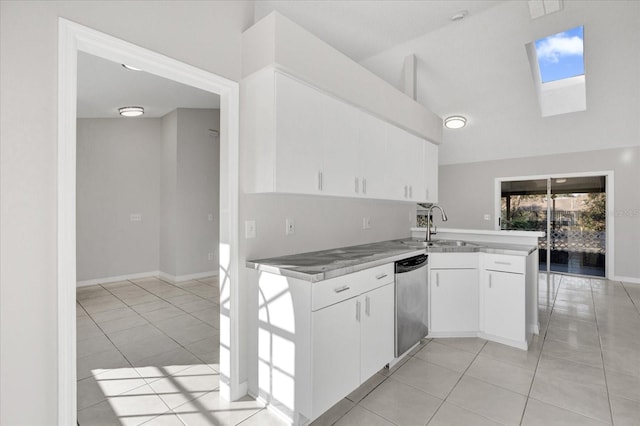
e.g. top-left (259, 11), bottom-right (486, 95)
top-left (78, 1), bottom-right (640, 165)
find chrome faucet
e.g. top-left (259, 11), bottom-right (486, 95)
top-left (426, 204), bottom-right (448, 242)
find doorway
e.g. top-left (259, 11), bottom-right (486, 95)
top-left (497, 173), bottom-right (613, 278)
top-left (58, 19), bottom-right (241, 424)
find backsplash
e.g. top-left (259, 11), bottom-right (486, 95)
top-left (416, 215), bottom-right (429, 228)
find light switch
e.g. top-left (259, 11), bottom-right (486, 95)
top-left (245, 220), bottom-right (256, 239)
top-left (484, 214), bottom-right (491, 221)
top-left (208, 213), bottom-right (214, 221)
top-left (362, 217), bottom-right (372, 229)
top-left (130, 214), bottom-right (142, 222)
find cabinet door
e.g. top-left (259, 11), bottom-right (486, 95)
top-left (430, 269), bottom-right (479, 333)
top-left (357, 111), bottom-right (389, 199)
top-left (275, 73), bottom-right (325, 194)
top-left (322, 97), bottom-right (359, 196)
top-left (312, 297), bottom-right (361, 418)
top-left (387, 125), bottom-right (425, 201)
top-left (360, 284), bottom-right (394, 380)
top-left (483, 271), bottom-right (525, 342)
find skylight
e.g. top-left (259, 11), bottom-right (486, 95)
top-left (535, 26), bottom-right (584, 84)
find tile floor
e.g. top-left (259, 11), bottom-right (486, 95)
top-left (77, 273), bottom-right (640, 425)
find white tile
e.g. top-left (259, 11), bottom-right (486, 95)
top-left (237, 409), bottom-right (289, 426)
top-left (541, 339), bottom-right (603, 368)
top-left (432, 337), bottom-right (487, 354)
top-left (522, 398), bottom-right (609, 426)
top-left (133, 347), bottom-right (203, 380)
top-left (78, 384), bottom-right (171, 426)
top-left (610, 395), bottom-right (640, 426)
top-left (163, 322), bottom-right (217, 346)
top-left (107, 323), bottom-right (165, 347)
top-left (447, 376), bottom-right (527, 425)
top-left (428, 401), bottom-right (502, 426)
top-left (359, 376), bottom-right (442, 426)
top-left (346, 373), bottom-right (386, 403)
top-left (536, 354), bottom-right (606, 388)
top-left (606, 370), bottom-right (640, 402)
top-left (173, 392), bottom-right (263, 426)
top-left (77, 346), bottom-right (131, 381)
top-left (480, 341), bottom-right (540, 371)
top-left (147, 364), bottom-right (220, 409)
top-left (309, 398), bottom-right (355, 426)
top-left (333, 405), bottom-right (395, 426)
top-left (530, 372), bottom-right (611, 423)
top-left (116, 334), bottom-right (181, 363)
top-left (391, 357), bottom-right (461, 398)
top-left (465, 354), bottom-right (534, 395)
top-left (414, 341), bottom-right (477, 372)
top-left (99, 313), bottom-right (150, 334)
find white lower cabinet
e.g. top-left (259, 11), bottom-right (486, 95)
top-left (311, 282), bottom-right (394, 418)
top-left (257, 263), bottom-right (394, 424)
top-left (311, 296), bottom-right (361, 416)
top-left (430, 269), bottom-right (479, 334)
top-left (360, 283), bottom-right (395, 380)
top-left (480, 255), bottom-right (527, 346)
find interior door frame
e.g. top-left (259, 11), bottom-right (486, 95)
top-left (57, 18), bottom-right (241, 424)
top-left (494, 171), bottom-right (614, 279)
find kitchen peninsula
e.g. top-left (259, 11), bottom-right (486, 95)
top-left (247, 229), bottom-right (542, 425)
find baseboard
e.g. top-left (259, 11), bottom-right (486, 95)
top-left (427, 331), bottom-right (478, 338)
top-left (76, 270), bottom-right (161, 287)
top-left (478, 332), bottom-right (528, 350)
top-left (77, 270), bottom-right (218, 287)
top-left (613, 275), bottom-right (640, 284)
top-left (157, 270), bottom-right (218, 284)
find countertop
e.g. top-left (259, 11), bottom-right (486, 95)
top-left (247, 238), bottom-right (537, 283)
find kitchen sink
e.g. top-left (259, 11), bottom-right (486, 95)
top-left (401, 239), bottom-right (482, 252)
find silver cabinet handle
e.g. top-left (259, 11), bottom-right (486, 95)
top-left (375, 273), bottom-right (388, 280)
top-left (363, 178), bottom-right (367, 194)
top-left (404, 185), bottom-right (408, 198)
top-left (365, 295), bottom-right (370, 316)
top-left (436, 272), bottom-right (440, 287)
top-left (355, 177), bottom-right (359, 194)
top-left (409, 185), bottom-right (413, 198)
top-left (489, 273), bottom-right (492, 288)
top-left (495, 261), bottom-right (512, 266)
top-left (356, 300), bottom-right (361, 322)
top-left (334, 285), bottom-right (350, 293)
top-left (318, 171), bottom-right (322, 191)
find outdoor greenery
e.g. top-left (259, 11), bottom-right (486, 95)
top-left (580, 192), bottom-right (606, 231)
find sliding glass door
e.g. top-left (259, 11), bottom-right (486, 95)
top-left (500, 175), bottom-right (607, 277)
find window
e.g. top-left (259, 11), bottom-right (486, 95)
top-left (535, 26), bottom-right (584, 83)
top-left (526, 26), bottom-right (586, 117)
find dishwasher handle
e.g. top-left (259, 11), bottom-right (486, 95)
top-left (395, 254), bottom-right (428, 274)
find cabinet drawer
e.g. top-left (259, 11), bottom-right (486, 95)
top-left (430, 253), bottom-right (478, 269)
top-left (482, 254), bottom-right (525, 274)
top-left (312, 264), bottom-right (393, 311)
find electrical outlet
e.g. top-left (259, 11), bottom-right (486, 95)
top-left (208, 252), bottom-right (214, 261)
top-left (130, 214), bottom-right (142, 222)
top-left (286, 218), bottom-right (295, 235)
top-left (362, 217), bottom-right (372, 229)
top-left (245, 220), bottom-right (256, 239)
top-left (208, 213), bottom-right (214, 221)
top-left (484, 214), bottom-right (491, 221)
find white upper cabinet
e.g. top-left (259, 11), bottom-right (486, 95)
top-left (275, 73), bottom-right (325, 194)
top-left (243, 68), bottom-right (438, 202)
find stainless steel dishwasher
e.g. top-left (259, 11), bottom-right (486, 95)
top-left (395, 253), bottom-right (429, 357)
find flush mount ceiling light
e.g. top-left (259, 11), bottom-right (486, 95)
top-left (121, 64), bottom-right (142, 71)
top-left (118, 106), bottom-right (144, 117)
top-left (444, 115), bottom-right (467, 129)
top-left (555, 178), bottom-right (567, 183)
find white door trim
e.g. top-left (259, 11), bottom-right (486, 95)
top-left (494, 171), bottom-right (614, 279)
top-left (57, 18), bottom-right (242, 425)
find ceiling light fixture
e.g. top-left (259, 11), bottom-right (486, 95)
top-left (555, 178), bottom-right (567, 183)
top-left (450, 10), bottom-right (469, 21)
top-left (121, 64), bottom-right (142, 71)
top-left (444, 115), bottom-right (467, 129)
top-left (118, 106), bottom-right (144, 117)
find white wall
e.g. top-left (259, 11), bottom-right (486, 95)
top-left (0, 2), bottom-right (253, 424)
top-left (438, 146), bottom-right (640, 281)
top-left (175, 108), bottom-right (220, 277)
top-left (76, 118), bottom-right (162, 281)
top-left (160, 110), bottom-right (178, 276)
